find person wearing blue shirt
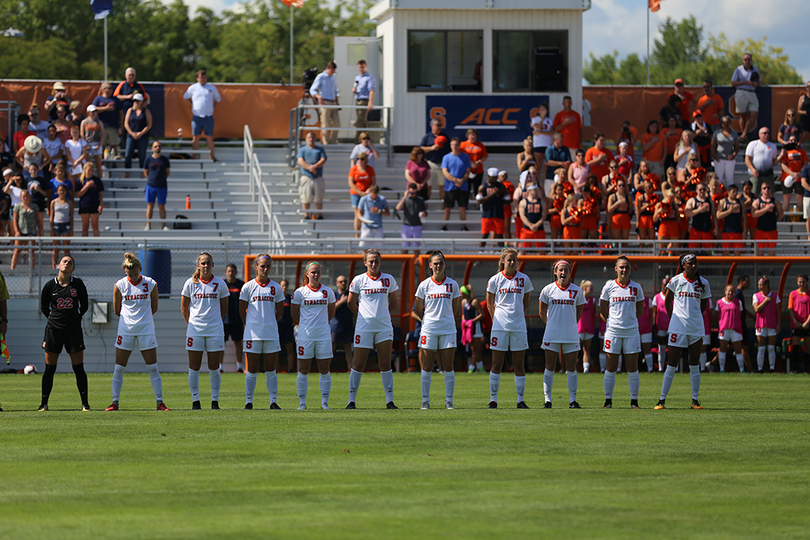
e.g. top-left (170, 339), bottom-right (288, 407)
top-left (310, 61), bottom-right (340, 144)
top-left (92, 83), bottom-right (123, 158)
top-left (357, 185), bottom-right (389, 249)
top-left (440, 138), bottom-right (471, 231)
top-left (544, 133), bottom-right (572, 181)
top-left (296, 131), bottom-right (328, 219)
top-left (142, 141), bottom-right (171, 230)
top-left (353, 60), bottom-right (376, 132)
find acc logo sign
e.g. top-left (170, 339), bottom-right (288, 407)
top-left (430, 107), bottom-right (521, 130)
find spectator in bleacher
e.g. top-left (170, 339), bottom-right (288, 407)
top-left (674, 130), bottom-right (698, 176)
top-left (697, 80), bottom-right (724, 127)
top-left (659, 94), bottom-right (682, 127)
top-left (310, 61), bottom-right (340, 145)
top-left (67, 100), bottom-right (86, 127)
top-left (585, 133), bottom-right (613, 188)
top-left (75, 162), bottom-right (104, 237)
top-left (802, 165), bottom-right (810, 241)
top-left (751, 182), bottom-right (782, 256)
top-left (348, 151), bottom-right (376, 237)
top-left (124, 94), bottom-right (152, 170)
top-left (567, 148), bottom-right (588, 193)
top-left (28, 106), bottom-right (49, 141)
top-left (691, 111), bottom-right (712, 166)
top-left (351, 132), bottom-right (379, 169)
top-left (683, 153), bottom-right (706, 194)
top-left (641, 120), bottom-right (665, 177)
top-left (460, 128), bottom-right (488, 201)
top-left (717, 183), bottom-right (747, 255)
top-left (633, 159), bottom-right (654, 192)
top-left (143, 140), bottom-right (170, 231)
top-left (357, 185), bottom-right (389, 249)
top-left (517, 137), bottom-right (536, 174)
top-left (781, 134), bottom-right (807, 214)
top-left (440, 137), bottom-right (471, 232)
top-left (2, 170), bottom-right (19, 233)
top-left (53, 105), bottom-right (72, 144)
top-left (798, 83), bottom-right (810, 142)
top-left (184, 69), bottom-right (221, 162)
top-left (662, 115), bottom-right (682, 171)
top-left (545, 133), bottom-right (572, 193)
top-left (552, 95), bottom-right (582, 156)
top-left (404, 147), bottom-right (430, 200)
top-left (64, 125), bottom-right (88, 183)
top-left (44, 82), bottom-right (70, 122)
top-left (745, 127), bottom-right (783, 196)
top-left (560, 194), bottom-right (582, 254)
top-left (654, 187), bottom-right (680, 254)
top-left (352, 60), bottom-right (376, 132)
top-left (16, 135), bottom-right (50, 181)
top-left (615, 141), bottom-right (634, 178)
top-left (778, 109), bottom-right (803, 146)
top-left (788, 274), bottom-right (810, 372)
top-left (531, 102), bottom-right (553, 175)
top-left (670, 79), bottom-right (695, 127)
top-left (278, 279), bottom-right (296, 373)
top-left (636, 179), bottom-right (660, 248)
top-left (607, 179), bottom-right (631, 242)
top-left (731, 54), bottom-right (760, 142)
top-left (420, 119), bottom-right (449, 199)
top-left (223, 263), bottom-right (245, 373)
top-left (115, 67), bottom-right (151, 115)
top-left (685, 183), bottom-right (717, 253)
top-left (330, 275), bottom-right (354, 371)
top-left (11, 190), bottom-right (36, 270)
top-left (297, 131), bottom-right (327, 220)
top-left (614, 120), bottom-right (636, 155)
top-left (396, 183), bottom-right (426, 255)
top-left (517, 180), bottom-right (546, 252)
top-left (601, 160), bottom-right (625, 203)
top-left (80, 105), bottom-right (104, 175)
top-left (711, 114), bottom-right (740, 187)
top-left (477, 167), bottom-right (507, 252)
top-left (12, 114), bottom-right (32, 155)
top-left (49, 184), bottom-right (73, 268)
top-left (92, 82), bottom-right (123, 158)
top-left (42, 124), bottom-right (64, 179)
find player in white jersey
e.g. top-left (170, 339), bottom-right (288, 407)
top-left (598, 256), bottom-right (644, 409)
top-left (655, 252), bottom-right (711, 410)
top-left (239, 254), bottom-right (284, 410)
top-left (346, 250), bottom-right (400, 409)
top-left (485, 248), bottom-right (534, 409)
top-left (181, 252), bottom-right (228, 410)
top-left (105, 253), bottom-right (169, 412)
top-left (413, 250), bottom-right (461, 410)
top-left (291, 262), bottom-right (336, 410)
top-left (538, 259), bottom-right (585, 409)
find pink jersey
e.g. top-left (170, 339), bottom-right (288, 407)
top-left (638, 297), bottom-right (653, 334)
top-left (703, 299), bottom-right (713, 335)
top-left (789, 290), bottom-right (810, 328)
top-left (652, 292), bottom-right (669, 332)
top-left (753, 291), bottom-right (780, 330)
top-left (578, 296), bottom-right (596, 334)
top-left (716, 297), bottom-right (743, 334)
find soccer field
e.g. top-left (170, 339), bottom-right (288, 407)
top-left (1, 372), bottom-right (808, 539)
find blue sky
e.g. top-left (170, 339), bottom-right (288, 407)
top-left (178, 0), bottom-right (809, 82)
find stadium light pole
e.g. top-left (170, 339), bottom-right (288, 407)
top-left (104, 17), bottom-right (108, 82)
top-left (646, 4), bottom-right (650, 86)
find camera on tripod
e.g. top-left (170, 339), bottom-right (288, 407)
top-left (302, 68), bottom-right (318, 94)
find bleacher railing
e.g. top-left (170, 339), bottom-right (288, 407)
top-left (244, 125), bottom-right (285, 247)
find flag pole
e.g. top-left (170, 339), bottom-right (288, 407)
top-left (646, 1), bottom-right (650, 86)
top-left (289, 5), bottom-right (294, 84)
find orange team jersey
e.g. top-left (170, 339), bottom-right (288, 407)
top-left (781, 148), bottom-right (809, 181)
top-left (670, 91), bottom-right (694, 120)
top-left (585, 146), bottom-right (614, 181)
top-left (662, 128), bottom-right (683, 155)
top-left (640, 133), bottom-right (665, 162)
top-left (697, 94), bottom-right (724, 125)
top-left (553, 110), bottom-right (582, 149)
top-left (349, 165), bottom-right (375, 195)
top-left (459, 141), bottom-right (488, 174)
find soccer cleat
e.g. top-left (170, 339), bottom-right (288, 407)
top-left (569, 401), bottom-right (581, 409)
top-left (105, 403), bottom-right (119, 412)
top-left (544, 401), bottom-right (552, 409)
top-left (691, 399), bottom-right (704, 410)
top-left (82, 404), bottom-right (91, 412)
top-left (157, 403), bottom-right (170, 411)
top-left (517, 401), bottom-right (530, 409)
top-left (488, 401), bottom-right (498, 409)
top-left (297, 404), bottom-right (307, 410)
top-left (211, 401), bottom-right (220, 410)
top-left (321, 404), bottom-right (331, 410)
top-left (630, 400), bottom-right (640, 409)
top-left (603, 399), bottom-right (612, 409)
top-left (654, 400), bottom-right (666, 410)
top-left (445, 401), bottom-right (455, 410)
top-left (270, 402), bottom-right (281, 410)
top-left (244, 403), bottom-right (253, 410)
top-left (467, 366), bottom-right (475, 373)
top-left (386, 401), bottom-right (398, 410)
top-left (346, 402), bottom-right (356, 410)
top-left (192, 401), bottom-right (202, 410)
top-left (421, 401), bottom-right (430, 410)
top-left (37, 404), bottom-right (49, 412)
top-left (237, 368), bottom-right (244, 374)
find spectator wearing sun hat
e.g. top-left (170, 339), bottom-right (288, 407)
top-left (16, 135), bottom-right (51, 181)
top-left (44, 82), bottom-right (71, 122)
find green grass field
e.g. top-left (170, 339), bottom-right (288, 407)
top-left (1, 371), bottom-right (808, 539)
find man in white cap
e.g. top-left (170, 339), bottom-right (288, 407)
top-left (477, 167), bottom-right (508, 251)
top-left (81, 105), bottom-right (105, 173)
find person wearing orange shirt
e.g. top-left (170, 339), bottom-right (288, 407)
top-left (348, 152), bottom-right (376, 236)
top-left (460, 128), bottom-right (488, 206)
top-left (661, 116), bottom-right (683, 171)
top-left (640, 120), bottom-right (665, 177)
top-left (670, 79), bottom-right (696, 128)
top-left (696, 80), bottom-right (724, 127)
top-left (780, 134), bottom-right (808, 213)
top-left (584, 133), bottom-right (614, 186)
top-left (552, 95), bottom-right (582, 155)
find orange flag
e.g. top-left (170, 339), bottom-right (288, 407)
top-left (280, 0), bottom-right (305, 7)
top-left (649, 0), bottom-right (663, 12)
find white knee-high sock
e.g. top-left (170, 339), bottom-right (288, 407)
top-left (188, 369), bottom-right (200, 401)
top-left (296, 373), bottom-right (308, 406)
top-left (210, 369), bottom-right (221, 401)
top-left (645, 353), bottom-right (653, 372)
top-left (583, 362), bottom-right (590, 373)
top-left (245, 372), bottom-right (257, 404)
top-left (112, 364), bottom-right (125, 403)
top-left (266, 370), bottom-right (278, 403)
top-left (757, 347), bottom-right (765, 371)
top-left (700, 352), bottom-right (707, 371)
top-left (718, 351), bottom-right (727, 371)
top-left (348, 369), bottom-right (362, 403)
top-left (689, 364), bottom-right (700, 400)
top-left (604, 370), bottom-right (616, 399)
top-left (543, 369), bottom-right (554, 403)
top-left (660, 365), bottom-right (677, 400)
top-left (380, 370), bottom-right (394, 403)
top-left (767, 345), bottom-right (776, 370)
top-left (628, 371), bottom-right (640, 400)
top-left (147, 363), bottom-right (162, 403)
top-left (319, 373), bottom-right (331, 407)
top-left (658, 348), bottom-right (667, 371)
top-left (489, 372), bottom-right (501, 402)
top-left (599, 353), bottom-right (607, 372)
top-left (514, 375), bottom-right (526, 403)
top-left (444, 371), bottom-right (455, 403)
top-left (567, 371), bottom-right (578, 402)
top-left (420, 370), bottom-right (431, 402)
top-left (736, 351), bottom-right (745, 372)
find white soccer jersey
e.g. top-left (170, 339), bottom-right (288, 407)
top-left (487, 270), bottom-right (534, 333)
top-left (600, 279), bottom-right (643, 337)
top-left (292, 283), bottom-right (335, 341)
top-left (116, 275), bottom-right (157, 336)
top-left (415, 276), bottom-right (460, 336)
top-left (240, 278), bottom-right (284, 341)
top-left (182, 275), bottom-right (228, 336)
top-left (539, 282), bottom-right (584, 344)
top-left (666, 273), bottom-right (711, 337)
top-left (350, 272), bottom-right (399, 333)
